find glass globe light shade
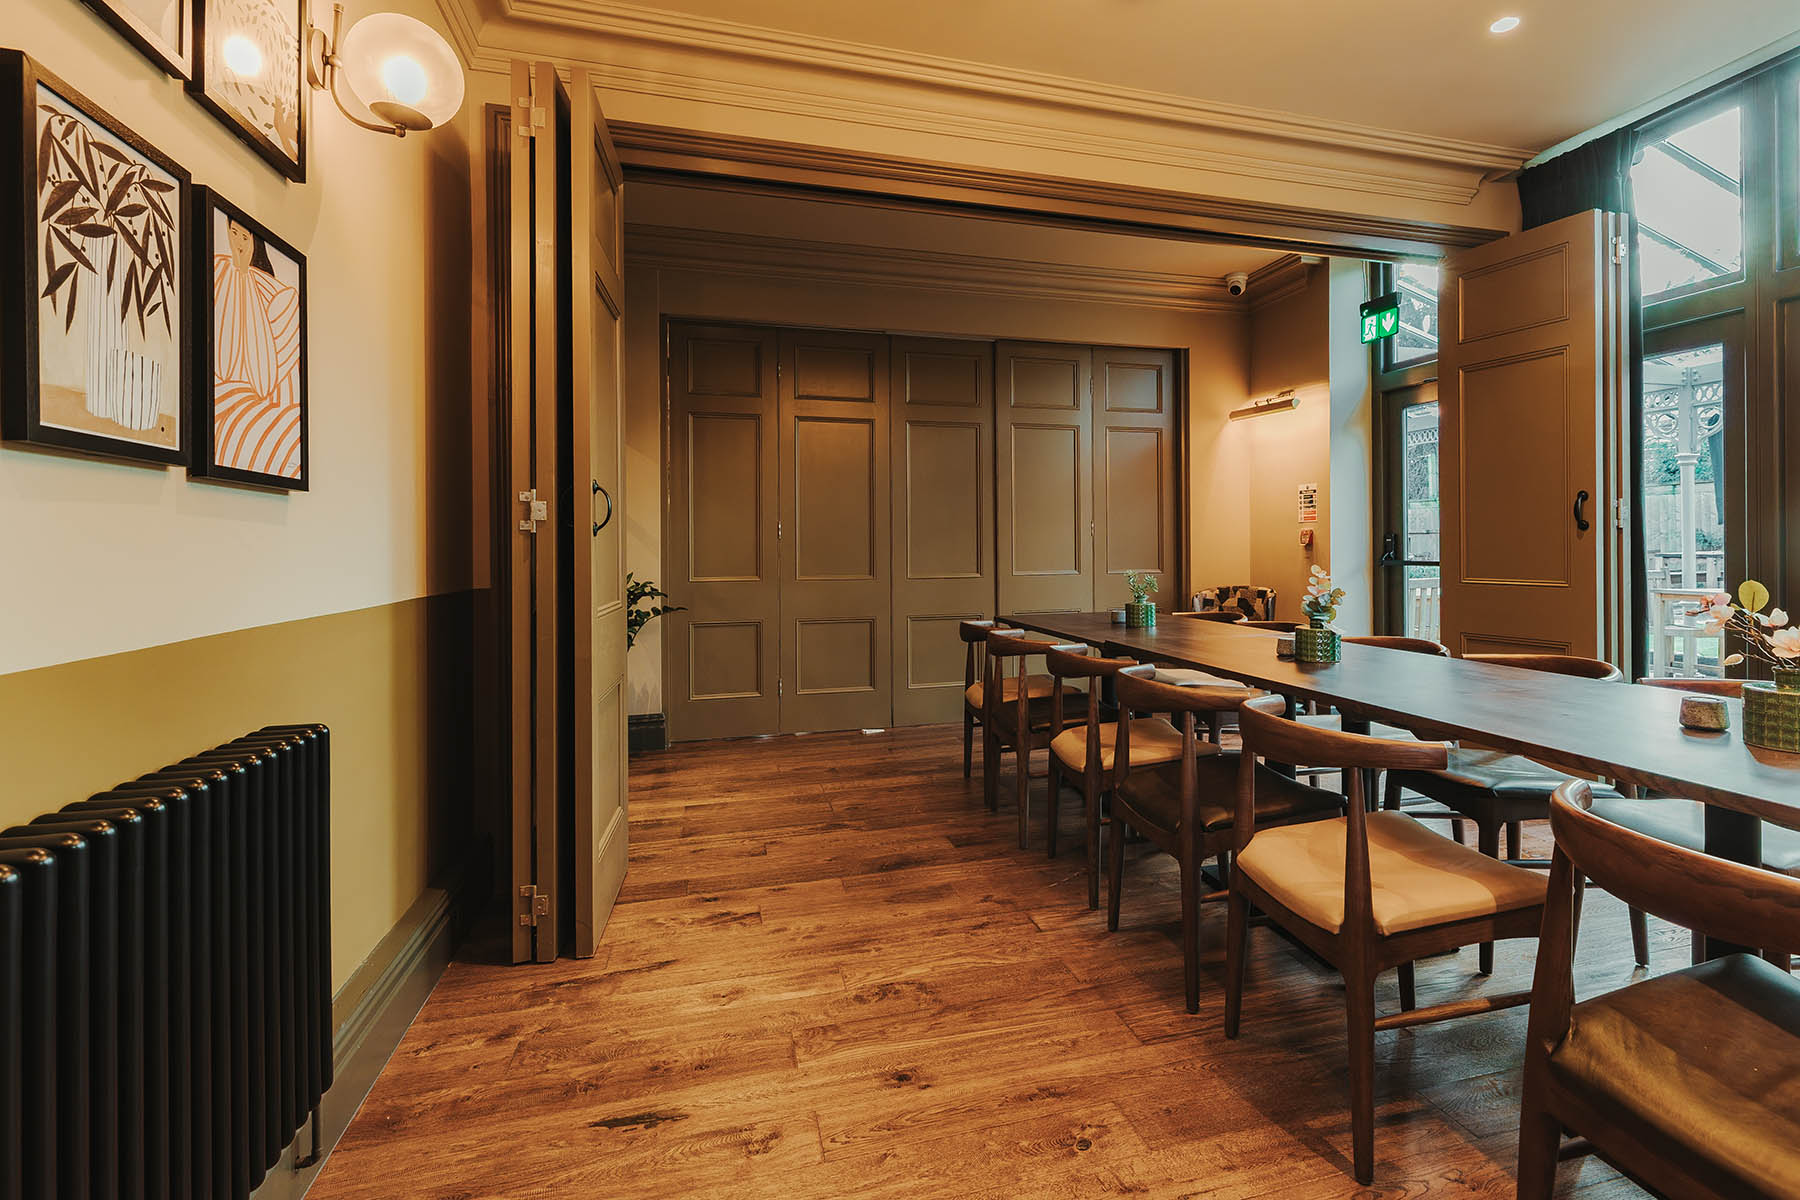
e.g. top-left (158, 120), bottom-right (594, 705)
top-left (338, 13), bottom-right (464, 131)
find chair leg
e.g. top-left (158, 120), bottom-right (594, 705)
top-left (983, 728), bottom-right (1000, 812)
top-left (1506, 820), bottom-right (1522, 861)
top-left (1016, 742), bottom-right (1031, 850)
top-left (1383, 772), bottom-right (1401, 811)
top-left (1224, 886), bottom-right (1249, 1038)
top-left (1107, 815), bottom-right (1126, 932)
top-left (1629, 906), bottom-right (1649, 968)
top-left (1397, 961), bottom-right (1416, 1013)
top-left (963, 713), bottom-right (974, 778)
top-left (1451, 819), bottom-right (1466, 845)
top-left (1515, 1077), bottom-right (1562, 1200)
top-left (1046, 763), bottom-right (1061, 859)
top-left (1085, 782), bottom-right (1102, 910)
top-left (1346, 969), bottom-right (1378, 1186)
top-left (1477, 821), bottom-right (1499, 975)
top-left (1181, 854), bottom-right (1201, 1015)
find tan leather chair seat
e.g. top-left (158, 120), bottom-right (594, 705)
top-left (1236, 811), bottom-right (1547, 935)
top-left (964, 673), bottom-right (1069, 709)
top-left (1049, 717), bottom-right (1185, 774)
top-left (1427, 748), bottom-right (1623, 800)
top-left (1547, 954), bottom-right (1800, 1198)
top-left (1589, 796), bottom-right (1800, 875)
top-left (1295, 713), bottom-right (1419, 741)
top-left (1121, 755), bottom-right (1340, 836)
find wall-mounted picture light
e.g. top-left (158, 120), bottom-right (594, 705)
top-left (1228, 389), bottom-right (1299, 421)
top-left (306, 5), bottom-right (465, 137)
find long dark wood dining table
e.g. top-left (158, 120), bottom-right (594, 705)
top-left (1005, 613), bottom-right (1800, 926)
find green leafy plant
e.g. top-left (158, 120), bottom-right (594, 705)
top-left (626, 573), bottom-right (684, 650)
top-left (37, 100), bottom-right (178, 337)
top-left (1123, 571), bottom-right (1158, 605)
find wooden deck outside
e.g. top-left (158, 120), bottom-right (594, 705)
top-left (310, 725), bottom-right (1667, 1199)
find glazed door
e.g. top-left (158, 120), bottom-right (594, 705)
top-left (567, 70), bottom-right (628, 958)
top-left (996, 341), bottom-right (1093, 616)
top-left (778, 330), bottom-right (893, 732)
top-left (665, 324), bottom-right (782, 739)
top-left (1436, 210), bottom-right (1629, 661)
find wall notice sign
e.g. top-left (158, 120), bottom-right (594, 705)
top-left (1298, 482), bottom-right (1319, 523)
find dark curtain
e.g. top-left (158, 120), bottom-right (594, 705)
top-left (1516, 129), bottom-right (1647, 673)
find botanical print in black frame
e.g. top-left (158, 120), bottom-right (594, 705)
top-left (0, 51), bottom-right (190, 466)
top-left (190, 186), bottom-right (309, 490)
top-left (80, 0), bottom-right (197, 80)
top-left (190, 0), bottom-right (306, 181)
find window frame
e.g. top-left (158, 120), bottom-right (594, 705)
top-left (1632, 87), bottom-right (1752, 308)
top-left (1373, 260), bottom-right (1442, 375)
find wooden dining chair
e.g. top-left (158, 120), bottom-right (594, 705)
top-left (961, 620), bottom-right (1067, 779)
top-left (1111, 668), bottom-right (1342, 1013)
top-left (1041, 648), bottom-right (1182, 908)
top-left (983, 630), bottom-right (1086, 849)
top-left (1594, 677), bottom-right (1800, 967)
top-left (1225, 693), bottom-right (1549, 1185)
top-left (1518, 780), bottom-right (1800, 1199)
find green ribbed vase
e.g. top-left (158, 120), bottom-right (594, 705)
top-left (1294, 622), bottom-right (1340, 664)
top-left (1125, 600), bottom-right (1156, 628)
top-left (1743, 668), bottom-right (1800, 754)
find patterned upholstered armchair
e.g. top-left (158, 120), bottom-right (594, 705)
top-left (1191, 585), bottom-right (1277, 622)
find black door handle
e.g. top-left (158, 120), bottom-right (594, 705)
top-left (1573, 489), bottom-right (1590, 533)
top-left (592, 480), bottom-right (612, 535)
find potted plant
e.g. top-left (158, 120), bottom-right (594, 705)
top-left (1700, 580), bottom-right (1800, 752)
top-left (1296, 566), bottom-right (1347, 664)
top-left (626, 573), bottom-right (684, 650)
top-left (1124, 571), bottom-right (1158, 627)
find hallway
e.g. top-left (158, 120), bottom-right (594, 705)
top-left (311, 727), bottom-right (1658, 1199)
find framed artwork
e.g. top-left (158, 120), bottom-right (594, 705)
top-left (80, 0), bottom-right (197, 79)
top-left (190, 187), bottom-right (308, 489)
top-left (190, 0), bottom-right (306, 181)
top-left (0, 52), bottom-right (190, 465)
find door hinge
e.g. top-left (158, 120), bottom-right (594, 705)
top-left (1610, 235), bottom-right (1629, 265)
top-left (778, 677), bottom-right (783, 698)
top-left (1613, 498), bottom-right (1629, 530)
top-left (515, 97), bottom-right (546, 138)
top-left (777, 520), bottom-right (783, 541)
top-left (517, 884), bottom-right (549, 927)
top-left (518, 488), bottom-right (548, 533)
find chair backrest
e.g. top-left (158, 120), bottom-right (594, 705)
top-left (1344, 635), bottom-right (1449, 656)
top-left (1465, 652), bottom-right (1623, 682)
top-left (961, 619), bottom-right (998, 690)
top-left (983, 630), bottom-right (1083, 726)
top-left (1548, 780), bottom-right (1800, 957)
top-left (1043, 645), bottom-right (1129, 733)
top-left (1193, 585), bottom-right (1277, 621)
top-left (1112, 665), bottom-right (1263, 820)
top-left (1635, 676), bottom-right (1744, 696)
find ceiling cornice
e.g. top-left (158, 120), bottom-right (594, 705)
top-left (1246, 255), bottom-right (1316, 312)
top-left (438, 0), bottom-right (1530, 212)
top-left (624, 224), bottom-right (1252, 314)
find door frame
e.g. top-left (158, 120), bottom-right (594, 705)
top-left (1373, 379), bottom-right (1441, 638)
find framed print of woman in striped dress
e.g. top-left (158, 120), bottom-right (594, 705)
top-left (191, 187), bottom-right (307, 489)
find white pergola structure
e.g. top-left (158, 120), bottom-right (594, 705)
top-left (1643, 347), bottom-right (1725, 590)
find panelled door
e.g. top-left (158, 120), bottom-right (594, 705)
top-left (778, 331), bottom-right (893, 733)
top-left (996, 341), bottom-right (1094, 615)
top-left (890, 337), bottom-right (995, 725)
top-left (566, 70), bottom-right (628, 959)
top-left (1436, 210), bottom-right (1629, 661)
top-left (665, 324), bottom-right (782, 740)
top-left (1092, 347), bottom-right (1177, 611)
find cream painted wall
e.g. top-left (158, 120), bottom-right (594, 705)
top-left (3, 0), bottom-right (474, 676)
top-left (619, 256), bottom-right (1251, 715)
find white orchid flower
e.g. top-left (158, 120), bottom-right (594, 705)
top-left (1771, 627), bottom-right (1800, 660)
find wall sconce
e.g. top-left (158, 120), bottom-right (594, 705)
top-left (306, 5), bottom-right (465, 137)
top-left (1229, 389), bottom-right (1299, 421)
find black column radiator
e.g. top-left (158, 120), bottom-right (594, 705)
top-left (0, 723), bottom-right (331, 1200)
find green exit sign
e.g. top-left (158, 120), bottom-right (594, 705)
top-left (1360, 291), bottom-right (1401, 344)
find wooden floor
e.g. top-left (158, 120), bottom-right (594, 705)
top-left (310, 725), bottom-right (1675, 1199)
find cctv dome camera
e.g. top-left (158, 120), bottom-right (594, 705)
top-left (1226, 272), bottom-right (1249, 297)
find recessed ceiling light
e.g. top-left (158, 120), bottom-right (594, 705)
top-left (1489, 15), bottom-right (1521, 33)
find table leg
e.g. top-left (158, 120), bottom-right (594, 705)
top-left (1700, 805), bottom-right (1763, 962)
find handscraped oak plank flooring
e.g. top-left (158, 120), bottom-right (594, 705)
top-left (310, 725), bottom-right (1667, 1199)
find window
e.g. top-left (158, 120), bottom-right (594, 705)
top-left (1640, 343), bottom-right (1729, 677)
top-left (1632, 104), bottom-right (1744, 297)
top-left (1388, 262), bottom-right (1439, 367)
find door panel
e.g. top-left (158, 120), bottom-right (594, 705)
top-left (997, 341), bottom-right (1092, 615)
top-left (779, 330), bottom-right (891, 732)
top-left (567, 69), bottom-right (627, 959)
top-left (890, 337), bottom-right (994, 725)
top-left (666, 324), bottom-right (781, 738)
top-left (504, 61), bottom-right (536, 964)
top-left (1437, 210), bottom-right (1627, 661)
top-left (1093, 347), bottom-right (1176, 610)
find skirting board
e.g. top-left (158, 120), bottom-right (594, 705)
top-left (251, 886), bottom-right (454, 1200)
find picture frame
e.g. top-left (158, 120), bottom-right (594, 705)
top-left (190, 186), bottom-right (309, 490)
top-left (79, 0), bottom-right (197, 79)
top-left (189, 0), bottom-right (307, 182)
top-left (0, 51), bottom-right (191, 466)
